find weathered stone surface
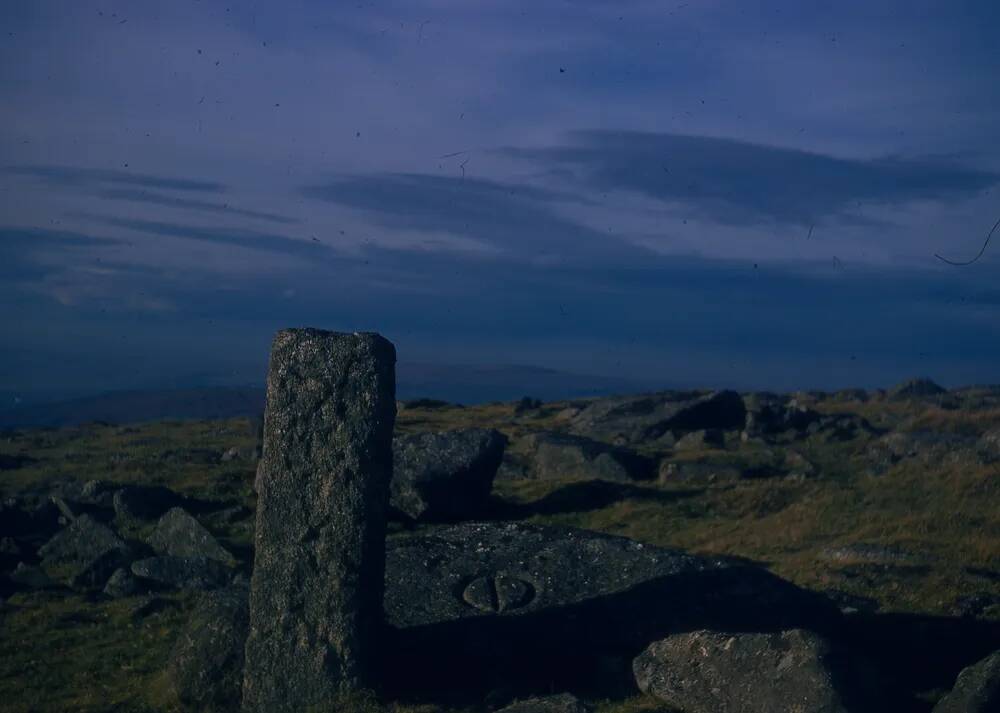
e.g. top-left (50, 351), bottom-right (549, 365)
top-left (148, 507), bottom-right (235, 565)
top-left (633, 629), bottom-right (848, 713)
top-left (113, 485), bottom-right (181, 522)
top-left (932, 650), bottom-right (1000, 713)
top-left (569, 390), bottom-right (746, 444)
top-left (170, 521), bottom-right (837, 703)
top-left (168, 584), bottom-right (249, 712)
top-left (391, 428), bottom-right (507, 521)
top-left (523, 432), bottom-right (655, 482)
top-left (495, 693), bottom-right (591, 713)
top-left (383, 522), bottom-right (837, 699)
top-left (103, 567), bottom-right (141, 598)
top-left (38, 514), bottom-right (131, 588)
top-left (242, 329), bottom-right (396, 712)
top-left (131, 556), bottom-right (231, 591)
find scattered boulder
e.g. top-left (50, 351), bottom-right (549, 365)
top-left (523, 432), bottom-right (655, 482)
top-left (495, 693), bottom-right (591, 713)
top-left (220, 446), bottom-right (241, 462)
top-left (103, 567), bottom-right (141, 598)
top-left (889, 377), bottom-right (947, 401)
top-left (38, 514), bottom-right (131, 589)
top-left (167, 584), bottom-right (249, 712)
top-left (131, 556), bottom-right (231, 591)
top-left (113, 485), bottom-right (181, 523)
top-left (633, 629), bottom-right (848, 713)
top-left (80, 480), bottom-right (117, 507)
top-left (657, 460), bottom-right (742, 483)
top-left (674, 429), bottom-right (725, 451)
top-left (243, 329), bottom-right (397, 711)
top-left (148, 508), bottom-right (235, 565)
top-left (50, 495), bottom-right (79, 523)
top-left (391, 428), bottom-right (507, 521)
top-left (932, 650), bottom-right (1000, 713)
top-left (568, 390), bottom-right (746, 444)
top-left (10, 562), bottom-right (55, 590)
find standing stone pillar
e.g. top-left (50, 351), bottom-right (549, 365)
top-left (242, 329), bottom-right (396, 712)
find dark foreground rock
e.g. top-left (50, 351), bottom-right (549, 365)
top-left (633, 629), bottom-right (848, 713)
top-left (170, 522), bottom-right (837, 705)
top-left (243, 329), bottom-right (397, 712)
top-left (933, 650), bottom-right (1000, 713)
top-left (168, 584), bottom-right (249, 712)
top-left (131, 556), bottom-right (231, 591)
top-left (148, 507), bottom-right (235, 565)
top-left (391, 428), bottom-right (507, 521)
top-left (382, 522), bottom-right (838, 700)
top-left (495, 693), bottom-right (591, 713)
top-left (38, 514), bottom-right (131, 589)
top-left (522, 432), bottom-right (655, 482)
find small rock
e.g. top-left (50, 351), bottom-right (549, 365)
top-left (49, 495), bottom-right (78, 522)
top-left (103, 567), bottom-right (141, 598)
top-left (524, 432), bottom-right (655, 483)
top-left (932, 650), bottom-right (1000, 713)
top-left (514, 396), bottom-right (543, 415)
top-left (167, 584), bottom-right (249, 711)
top-left (148, 508), bottom-right (236, 565)
top-left (220, 447), bottom-right (241, 462)
top-left (633, 629), bottom-right (848, 713)
top-left (10, 562), bottom-right (55, 590)
top-left (495, 693), bottom-right (591, 713)
top-left (131, 556), bottom-right (232, 591)
top-left (674, 429), bottom-right (725, 451)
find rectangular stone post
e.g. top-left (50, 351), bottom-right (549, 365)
top-left (242, 329), bottom-right (396, 712)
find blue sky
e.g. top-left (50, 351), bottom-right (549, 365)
top-left (2, 0), bottom-right (999, 401)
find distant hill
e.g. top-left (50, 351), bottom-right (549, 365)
top-left (0, 363), bottom-right (646, 428)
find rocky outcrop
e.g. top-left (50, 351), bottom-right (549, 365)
top-left (932, 650), bottom-right (1000, 713)
top-left (568, 390), bottom-right (746, 444)
top-left (242, 329), bottom-right (397, 712)
top-left (38, 514), bottom-right (131, 589)
top-left (522, 432), bottom-right (655, 482)
top-left (633, 629), bottom-right (848, 713)
top-left (889, 378), bottom-right (947, 401)
top-left (113, 485), bottom-right (182, 522)
top-left (390, 428), bottom-right (507, 521)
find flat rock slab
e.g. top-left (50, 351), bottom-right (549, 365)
top-left (149, 507), bottom-right (235, 565)
top-left (633, 629), bottom-right (848, 713)
top-left (391, 429), bottom-right (507, 521)
top-left (383, 522), bottom-right (836, 699)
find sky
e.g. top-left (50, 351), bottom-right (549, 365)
top-left (2, 0), bottom-right (999, 402)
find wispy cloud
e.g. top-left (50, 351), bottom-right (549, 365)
top-left (301, 172), bottom-right (650, 262)
top-left (7, 165), bottom-right (224, 193)
top-left (504, 131), bottom-right (1000, 227)
top-left (98, 189), bottom-right (298, 224)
